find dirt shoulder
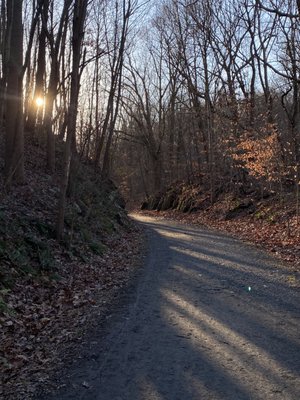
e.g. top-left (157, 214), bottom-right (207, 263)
top-left (0, 223), bottom-right (145, 400)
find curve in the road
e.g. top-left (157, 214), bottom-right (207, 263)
top-left (40, 214), bottom-right (300, 400)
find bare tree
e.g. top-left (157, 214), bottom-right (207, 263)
top-left (44, 0), bottom-right (73, 173)
top-left (56, 0), bottom-right (88, 239)
top-left (25, 0), bottom-right (49, 134)
top-left (4, 0), bottom-right (24, 185)
top-left (93, 0), bottom-right (137, 178)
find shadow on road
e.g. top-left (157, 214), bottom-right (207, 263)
top-left (39, 215), bottom-right (300, 400)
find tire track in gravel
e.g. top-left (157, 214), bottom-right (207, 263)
top-left (40, 214), bottom-right (300, 400)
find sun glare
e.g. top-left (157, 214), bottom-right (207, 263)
top-left (35, 97), bottom-right (45, 107)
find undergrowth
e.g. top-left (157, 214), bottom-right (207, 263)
top-left (0, 142), bottom-right (130, 308)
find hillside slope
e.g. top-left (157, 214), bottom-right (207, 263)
top-left (0, 135), bottom-right (143, 399)
top-left (141, 181), bottom-right (300, 274)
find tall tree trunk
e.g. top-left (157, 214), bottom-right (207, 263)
top-left (4, 0), bottom-right (24, 185)
top-left (26, 0), bottom-right (48, 133)
top-left (44, 0), bottom-right (72, 173)
top-left (0, 0), bottom-right (7, 127)
top-left (101, 71), bottom-right (123, 177)
top-left (56, 0), bottom-right (88, 240)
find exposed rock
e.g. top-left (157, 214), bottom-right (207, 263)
top-left (225, 199), bottom-right (255, 220)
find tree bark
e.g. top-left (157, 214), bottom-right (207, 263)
top-left (44, 0), bottom-right (72, 173)
top-left (56, 0), bottom-right (88, 240)
top-left (26, 0), bottom-right (49, 134)
top-left (4, 0), bottom-right (24, 186)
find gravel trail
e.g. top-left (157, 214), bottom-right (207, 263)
top-left (41, 214), bottom-right (300, 400)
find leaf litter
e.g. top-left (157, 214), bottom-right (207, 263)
top-left (0, 136), bottom-right (145, 400)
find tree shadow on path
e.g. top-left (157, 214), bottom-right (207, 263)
top-left (38, 215), bottom-right (300, 400)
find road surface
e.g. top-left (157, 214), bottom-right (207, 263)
top-left (40, 214), bottom-right (300, 400)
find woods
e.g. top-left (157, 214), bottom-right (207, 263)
top-left (0, 1), bottom-right (299, 398)
top-left (1, 0), bottom-right (139, 238)
top-left (113, 0), bottom-right (300, 214)
top-left (0, 0), bottom-right (299, 220)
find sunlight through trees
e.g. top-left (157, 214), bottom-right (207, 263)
top-left (0, 0), bottom-right (299, 225)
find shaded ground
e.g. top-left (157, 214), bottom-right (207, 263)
top-left (37, 214), bottom-right (300, 400)
top-left (140, 179), bottom-right (300, 271)
top-left (0, 227), bottom-right (143, 400)
top-left (0, 134), bottom-right (142, 398)
top-left (138, 201), bottom-right (300, 272)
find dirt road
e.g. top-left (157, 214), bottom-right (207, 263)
top-left (40, 214), bottom-right (300, 400)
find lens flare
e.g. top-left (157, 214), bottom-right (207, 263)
top-left (35, 97), bottom-right (44, 107)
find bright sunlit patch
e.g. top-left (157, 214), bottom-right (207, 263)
top-left (35, 96), bottom-right (45, 107)
top-left (156, 229), bottom-right (190, 240)
top-left (139, 377), bottom-right (163, 400)
top-left (162, 289), bottom-right (297, 397)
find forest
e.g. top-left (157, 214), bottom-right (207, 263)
top-left (1, 0), bottom-right (300, 210)
top-left (0, 0), bottom-right (299, 398)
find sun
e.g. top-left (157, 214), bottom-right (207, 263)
top-left (35, 96), bottom-right (45, 107)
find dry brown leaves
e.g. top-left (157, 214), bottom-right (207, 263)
top-left (0, 226), bottom-right (144, 400)
top-left (0, 136), bottom-right (145, 399)
top-left (139, 209), bottom-right (300, 278)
